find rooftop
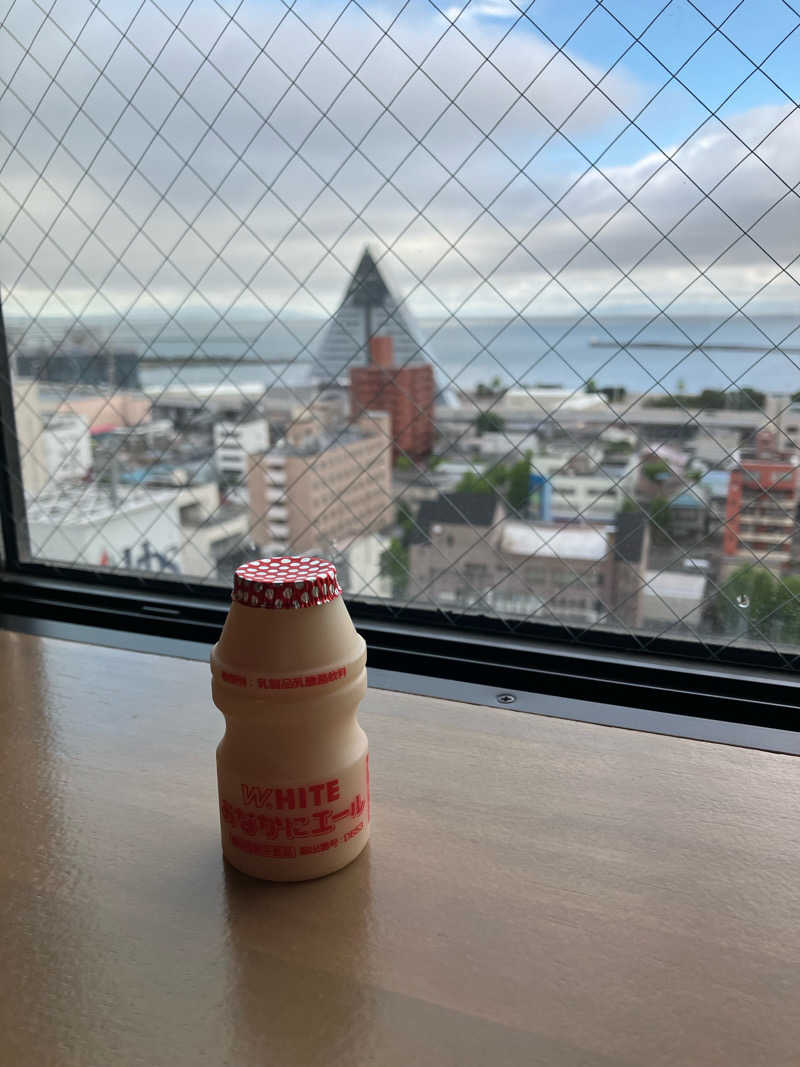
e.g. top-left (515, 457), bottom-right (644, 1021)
top-left (643, 569), bottom-right (706, 603)
top-left (500, 520), bottom-right (610, 561)
top-left (26, 485), bottom-right (177, 525)
top-left (613, 511), bottom-right (649, 564)
top-left (501, 387), bottom-right (607, 413)
top-left (273, 421), bottom-right (386, 457)
top-left (411, 492), bottom-right (500, 542)
top-left (119, 459), bottom-right (213, 486)
top-left (184, 503), bottom-right (248, 528)
top-left (145, 383), bottom-right (267, 403)
top-left (699, 469), bottom-right (731, 497)
top-left (670, 489), bottom-right (708, 510)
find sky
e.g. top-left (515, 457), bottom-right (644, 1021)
top-left (1, 0), bottom-right (799, 336)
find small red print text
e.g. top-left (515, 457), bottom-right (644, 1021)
top-left (231, 835), bottom-right (295, 859)
top-left (220, 667), bottom-right (346, 690)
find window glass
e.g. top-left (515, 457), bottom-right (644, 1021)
top-left (3, 0), bottom-right (800, 660)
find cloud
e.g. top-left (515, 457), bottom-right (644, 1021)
top-left (1, 0), bottom-right (798, 329)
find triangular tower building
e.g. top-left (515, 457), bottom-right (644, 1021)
top-left (314, 248), bottom-right (432, 384)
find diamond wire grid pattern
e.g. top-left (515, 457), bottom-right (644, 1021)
top-left (0, 4), bottom-right (797, 623)
top-left (1, 0), bottom-right (800, 658)
top-left (0, 0), bottom-right (793, 597)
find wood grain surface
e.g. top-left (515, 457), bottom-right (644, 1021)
top-left (0, 628), bottom-right (798, 1067)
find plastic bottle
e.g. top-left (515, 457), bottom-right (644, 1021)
top-left (211, 556), bottom-right (370, 881)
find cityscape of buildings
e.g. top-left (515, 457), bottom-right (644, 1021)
top-left (9, 248), bottom-right (800, 645)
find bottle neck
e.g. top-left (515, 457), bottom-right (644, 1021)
top-left (214, 597), bottom-right (360, 675)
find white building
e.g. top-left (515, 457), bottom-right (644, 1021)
top-left (103, 467), bottom-right (252, 580)
top-left (148, 382), bottom-right (267, 420)
top-left (333, 532), bottom-right (392, 599)
top-left (436, 387), bottom-right (609, 445)
top-left (12, 377), bottom-right (47, 495)
top-left (42, 413), bottom-right (91, 484)
top-left (27, 486), bottom-right (181, 573)
top-left (687, 428), bottom-right (740, 469)
top-left (496, 520), bottom-right (612, 625)
top-left (255, 451), bottom-right (290, 552)
top-left (394, 449), bottom-right (636, 523)
top-left (549, 470), bottom-right (629, 522)
top-left (499, 520), bottom-right (610, 562)
top-left (498, 387), bottom-right (608, 416)
top-left (531, 452), bottom-right (637, 523)
top-left (641, 569), bottom-right (707, 631)
top-left (174, 480), bottom-right (219, 524)
top-left (470, 430), bottom-right (539, 459)
top-left (214, 419), bottom-right (269, 484)
top-left (180, 504), bottom-right (254, 580)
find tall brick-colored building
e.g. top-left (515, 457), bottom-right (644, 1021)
top-left (723, 431), bottom-right (800, 575)
top-left (350, 336), bottom-right (435, 462)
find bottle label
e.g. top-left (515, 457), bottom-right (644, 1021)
top-left (219, 756), bottom-right (370, 861)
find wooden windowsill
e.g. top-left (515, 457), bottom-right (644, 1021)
top-left (0, 628), bottom-right (798, 1066)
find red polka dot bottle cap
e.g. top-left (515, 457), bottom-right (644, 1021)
top-left (233, 557), bottom-right (342, 610)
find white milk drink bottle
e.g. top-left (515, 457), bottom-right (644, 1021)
top-left (211, 556), bottom-right (370, 881)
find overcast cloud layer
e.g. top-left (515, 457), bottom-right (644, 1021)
top-left (1, 0), bottom-right (799, 333)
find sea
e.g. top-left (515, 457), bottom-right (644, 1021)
top-left (9, 311), bottom-right (800, 397)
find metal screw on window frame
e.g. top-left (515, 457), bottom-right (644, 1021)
top-left (496, 692), bottom-right (516, 705)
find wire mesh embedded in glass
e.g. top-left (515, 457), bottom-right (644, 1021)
top-left (2, 0), bottom-right (800, 659)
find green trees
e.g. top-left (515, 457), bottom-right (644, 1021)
top-left (716, 566), bottom-right (800, 643)
top-left (395, 453), bottom-right (444, 472)
top-left (395, 500), bottom-right (415, 540)
top-left (475, 376), bottom-right (505, 397)
top-left (454, 470), bottom-right (497, 495)
top-left (646, 496), bottom-right (673, 541)
top-left (604, 438), bottom-right (633, 454)
top-left (731, 387), bottom-right (766, 410)
top-left (620, 492), bottom-right (673, 542)
top-left (506, 455), bottom-right (533, 510)
top-left (584, 380), bottom-right (628, 402)
top-left (474, 410), bottom-right (506, 435)
top-left (379, 537), bottom-right (409, 597)
top-left (380, 500), bottom-right (419, 597)
top-left (642, 458), bottom-right (671, 480)
top-left (600, 386), bottom-right (627, 403)
top-left (645, 387), bottom-right (766, 410)
top-left (455, 452), bottom-right (532, 512)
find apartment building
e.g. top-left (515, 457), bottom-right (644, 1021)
top-left (248, 413), bottom-right (393, 554)
top-left (213, 418), bottom-right (269, 485)
top-left (407, 491), bottom-right (651, 627)
top-left (531, 451), bottom-right (638, 523)
top-left (722, 431), bottom-right (800, 575)
top-left (350, 335), bottom-right (435, 461)
top-left (494, 520), bottom-right (613, 624)
top-left (407, 492), bottom-right (506, 606)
